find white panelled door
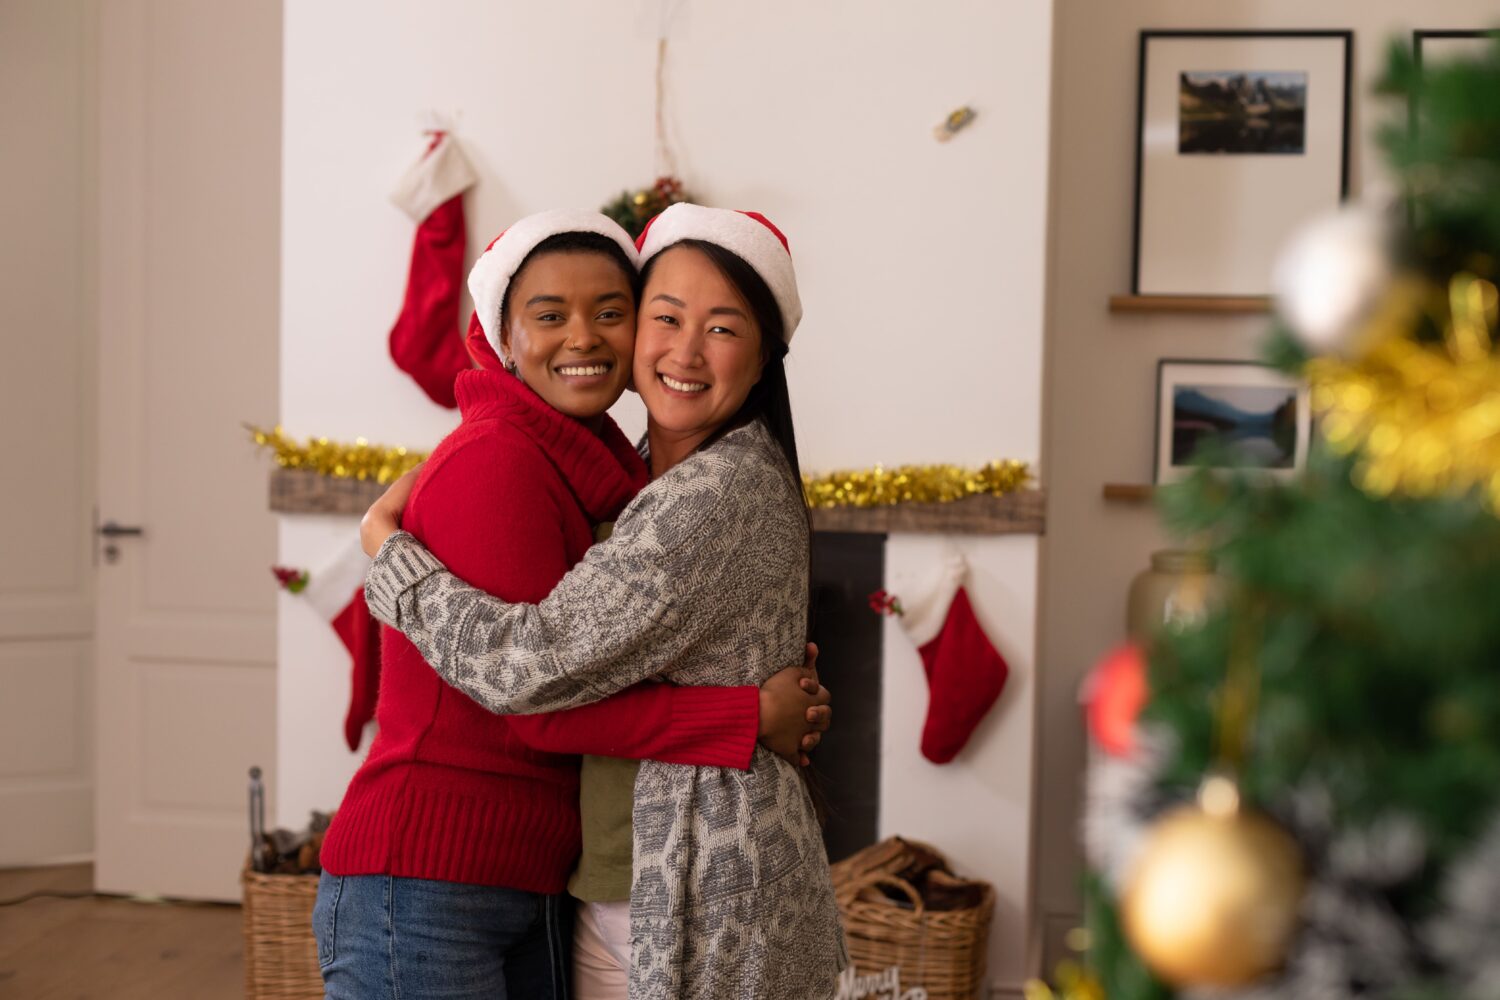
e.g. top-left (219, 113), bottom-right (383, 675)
top-left (95, 0), bottom-right (281, 901)
top-left (0, 0), bottom-right (97, 868)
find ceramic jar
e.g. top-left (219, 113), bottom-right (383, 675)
top-left (1126, 549), bottom-right (1223, 643)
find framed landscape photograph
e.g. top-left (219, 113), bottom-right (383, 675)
top-left (1154, 360), bottom-right (1311, 483)
top-left (1407, 31), bottom-right (1497, 211)
top-left (1132, 31), bottom-right (1352, 297)
top-left (1413, 29), bottom-right (1499, 69)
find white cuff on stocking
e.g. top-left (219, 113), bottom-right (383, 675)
top-left (302, 537), bottom-right (374, 621)
top-left (390, 132), bottom-right (478, 223)
top-left (899, 551), bottom-right (968, 647)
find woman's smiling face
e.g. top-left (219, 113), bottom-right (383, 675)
top-left (501, 250), bottom-right (636, 423)
top-left (634, 245), bottom-right (765, 448)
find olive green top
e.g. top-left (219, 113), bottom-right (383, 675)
top-left (568, 754), bottom-right (638, 901)
top-left (567, 520), bottom-right (637, 903)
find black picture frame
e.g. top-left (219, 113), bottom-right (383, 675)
top-left (1130, 30), bottom-right (1354, 297)
top-left (1413, 29), bottom-right (1499, 70)
top-left (1409, 30), bottom-right (1499, 134)
top-left (1406, 31), bottom-right (1497, 221)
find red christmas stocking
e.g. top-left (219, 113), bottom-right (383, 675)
top-left (330, 591), bottom-right (382, 751)
top-left (898, 554), bottom-right (1010, 764)
top-left (388, 132), bottom-right (478, 408)
top-left (304, 541), bottom-right (380, 751)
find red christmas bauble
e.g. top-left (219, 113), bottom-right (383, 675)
top-left (1084, 643), bottom-right (1148, 756)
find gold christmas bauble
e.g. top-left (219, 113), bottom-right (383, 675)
top-left (1121, 781), bottom-right (1303, 988)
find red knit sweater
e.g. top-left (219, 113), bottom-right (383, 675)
top-left (321, 370), bottom-right (759, 892)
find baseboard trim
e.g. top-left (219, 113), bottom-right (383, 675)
top-left (5, 852), bottom-right (95, 870)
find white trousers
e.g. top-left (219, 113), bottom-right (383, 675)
top-left (572, 900), bottom-right (630, 1000)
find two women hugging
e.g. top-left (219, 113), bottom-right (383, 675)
top-left (315, 204), bottom-right (848, 1000)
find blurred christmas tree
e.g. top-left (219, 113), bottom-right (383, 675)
top-left (1069, 36), bottom-right (1500, 1000)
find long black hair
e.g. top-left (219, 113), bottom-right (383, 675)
top-left (643, 239), bottom-right (827, 822)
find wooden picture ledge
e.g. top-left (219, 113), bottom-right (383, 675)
top-left (1102, 482), bottom-right (1155, 502)
top-left (1108, 294), bottom-right (1271, 315)
top-left (270, 469), bottom-right (1047, 536)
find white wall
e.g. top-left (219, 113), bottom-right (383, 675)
top-left (883, 534), bottom-right (1040, 989)
top-left (279, 1), bottom-right (1053, 990)
top-left (1036, 0), bottom-right (1500, 968)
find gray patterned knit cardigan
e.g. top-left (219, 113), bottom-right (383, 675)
top-left (364, 420), bottom-right (847, 1000)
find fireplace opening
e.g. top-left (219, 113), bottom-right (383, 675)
top-left (807, 531), bottom-right (886, 863)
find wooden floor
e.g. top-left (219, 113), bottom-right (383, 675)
top-left (0, 864), bottom-right (244, 999)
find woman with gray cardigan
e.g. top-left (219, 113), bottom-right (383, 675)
top-left (361, 205), bottom-right (847, 999)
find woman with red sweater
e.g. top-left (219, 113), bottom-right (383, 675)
top-left (314, 211), bottom-right (827, 1000)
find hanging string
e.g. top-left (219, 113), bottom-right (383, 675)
top-left (654, 36), bottom-right (677, 179)
top-left (652, 0), bottom-right (690, 180)
top-left (599, 0), bottom-right (689, 237)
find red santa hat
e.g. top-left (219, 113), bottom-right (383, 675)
top-left (635, 204), bottom-right (803, 344)
top-left (464, 308), bottom-right (505, 372)
top-left (466, 209), bottom-right (639, 357)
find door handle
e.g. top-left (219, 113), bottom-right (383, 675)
top-left (96, 520), bottom-right (145, 564)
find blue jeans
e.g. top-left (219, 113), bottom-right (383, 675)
top-left (312, 872), bottom-right (572, 999)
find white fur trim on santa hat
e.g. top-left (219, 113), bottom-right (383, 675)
top-left (389, 133), bottom-right (478, 223)
top-left (302, 537), bottom-right (374, 620)
top-left (637, 204), bottom-right (803, 344)
top-left (467, 209), bottom-right (639, 354)
top-left (898, 551), bottom-right (969, 648)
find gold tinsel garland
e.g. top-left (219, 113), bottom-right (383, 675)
top-left (247, 425), bottom-right (428, 485)
top-left (1306, 272), bottom-right (1500, 510)
top-left (800, 460), bottom-right (1031, 509)
top-left (248, 426), bottom-right (1031, 509)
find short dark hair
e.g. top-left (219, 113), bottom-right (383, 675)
top-left (499, 232), bottom-right (639, 329)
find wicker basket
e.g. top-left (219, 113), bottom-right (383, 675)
top-left (831, 837), bottom-right (995, 1000)
top-left (241, 865), bottom-right (323, 999)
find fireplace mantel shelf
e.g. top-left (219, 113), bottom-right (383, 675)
top-left (269, 469), bottom-right (1046, 535)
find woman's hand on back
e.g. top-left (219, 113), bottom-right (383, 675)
top-left (758, 642), bottom-right (832, 767)
top-left (361, 466), bottom-right (422, 558)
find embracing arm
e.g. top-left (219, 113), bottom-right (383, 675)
top-left (365, 455), bottom-right (774, 715)
top-left (378, 434), bottom-right (735, 716)
top-left (363, 449), bottom-right (830, 764)
top-left (505, 641), bottom-right (829, 769)
top-left (505, 683), bottom-right (759, 769)
top-left (365, 527), bottom-right (699, 714)
top-left (365, 441), bottom-right (830, 762)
